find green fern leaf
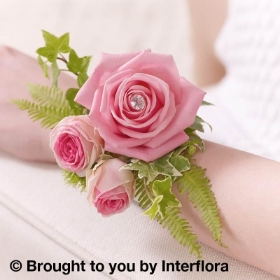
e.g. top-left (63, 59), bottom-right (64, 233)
top-left (12, 99), bottom-right (73, 129)
top-left (135, 175), bottom-right (202, 258)
top-left (157, 207), bottom-right (202, 258)
top-left (28, 84), bottom-right (69, 108)
top-left (62, 170), bottom-right (86, 191)
top-left (135, 177), bottom-right (153, 210)
top-left (177, 165), bottom-right (224, 246)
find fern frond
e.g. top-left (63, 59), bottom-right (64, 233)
top-left (135, 175), bottom-right (202, 257)
top-left (135, 177), bottom-right (153, 209)
top-left (13, 99), bottom-right (74, 129)
top-left (177, 165), bottom-right (224, 246)
top-left (157, 207), bottom-right (202, 258)
top-left (28, 84), bottom-right (69, 108)
top-left (62, 170), bottom-right (86, 191)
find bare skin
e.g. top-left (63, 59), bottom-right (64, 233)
top-left (188, 0), bottom-right (227, 86)
top-left (185, 1), bottom-right (280, 276)
top-left (0, 46), bottom-right (76, 162)
top-left (178, 142), bottom-right (280, 277)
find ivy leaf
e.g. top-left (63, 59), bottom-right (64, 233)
top-left (65, 88), bottom-right (79, 108)
top-left (187, 145), bottom-right (196, 156)
top-left (185, 128), bottom-right (205, 152)
top-left (151, 177), bottom-right (180, 218)
top-left (189, 116), bottom-right (205, 132)
top-left (65, 88), bottom-right (85, 114)
top-left (55, 32), bottom-right (71, 53)
top-left (189, 115), bottom-right (212, 133)
top-left (42, 30), bottom-right (70, 53)
top-left (173, 143), bottom-right (188, 156)
top-left (122, 160), bottom-right (157, 184)
top-left (37, 56), bottom-right (49, 78)
top-left (77, 56), bottom-right (91, 87)
top-left (169, 155), bottom-right (190, 173)
top-left (37, 31), bottom-right (70, 62)
top-left (67, 49), bottom-right (83, 73)
top-left (51, 61), bottom-right (60, 88)
top-left (36, 46), bottom-right (57, 62)
top-left (77, 72), bottom-right (88, 88)
top-left (151, 153), bottom-right (182, 177)
top-left (201, 100), bottom-right (214, 106)
top-left (144, 196), bottom-right (162, 220)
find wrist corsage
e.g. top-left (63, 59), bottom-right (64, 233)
top-left (14, 31), bottom-right (225, 258)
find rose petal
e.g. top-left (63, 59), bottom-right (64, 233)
top-left (146, 77), bottom-right (205, 148)
top-left (105, 131), bottom-right (189, 162)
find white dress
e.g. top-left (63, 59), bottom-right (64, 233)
top-left (199, 0), bottom-right (280, 162)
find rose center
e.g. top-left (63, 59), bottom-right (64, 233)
top-left (130, 94), bottom-right (145, 110)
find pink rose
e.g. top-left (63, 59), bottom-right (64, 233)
top-left (50, 115), bottom-right (103, 176)
top-left (87, 158), bottom-right (135, 216)
top-left (75, 50), bottom-right (205, 162)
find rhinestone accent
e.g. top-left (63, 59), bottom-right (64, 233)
top-left (130, 94), bottom-right (145, 110)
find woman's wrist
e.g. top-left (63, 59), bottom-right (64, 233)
top-left (178, 140), bottom-right (280, 277)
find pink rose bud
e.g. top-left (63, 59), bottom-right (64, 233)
top-left (50, 115), bottom-right (104, 176)
top-left (87, 158), bottom-right (135, 216)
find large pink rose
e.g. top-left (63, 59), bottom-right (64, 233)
top-left (50, 115), bottom-right (104, 176)
top-left (87, 158), bottom-right (135, 216)
top-left (75, 50), bottom-right (205, 161)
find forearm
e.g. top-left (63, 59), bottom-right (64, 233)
top-left (177, 141), bottom-right (280, 277)
top-left (187, 0), bottom-right (227, 86)
top-left (0, 46), bottom-right (77, 162)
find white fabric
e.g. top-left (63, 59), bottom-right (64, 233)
top-left (199, 0), bottom-right (280, 162)
top-left (0, 0), bottom-right (193, 80)
top-left (1, 0), bottom-right (279, 279)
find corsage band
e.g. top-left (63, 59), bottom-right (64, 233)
top-left (14, 31), bottom-right (225, 258)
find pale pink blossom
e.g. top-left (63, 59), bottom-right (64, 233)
top-left (75, 50), bottom-right (205, 161)
top-left (87, 158), bottom-right (135, 216)
top-left (50, 115), bottom-right (103, 176)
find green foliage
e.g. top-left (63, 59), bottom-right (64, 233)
top-left (177, 165), bottom-right (225, 246)
top-left (67, 49), bottom-right (83, 73)
top-left (189, 116), bottom-right (212, 133)
top-left (144, 177), bottom-right (180, 219)
top-left (135, 175), bottom-right (202, 258)
top-left (67, 49), bottom-right (92, 87)
top-left (51, 61), bottom-right (60, 88)
top-left (62, 170), bottom-right (86, 191)
top-left (28, 84), bottom-right (68, 107)
top-left (129, 124), bottom-right (225, 256)
top-left (14, 30), bottom-right (223, 258)
top-left (77, 56), bottom-right (91, 87)
top-left (184, 128), bottom-right (205, 154)
top-left (13, 99), bottom-right (71, 129)
top-left (65, 88), bottom-right (86, 114)
top-left (157, 207), bottom-right (202, 258)
top-left (135, 177), bottom-right (153, 209)
top-left (36, 30), bottom-right (91, 90)
top-left (13, 84), bottom-right (80, 128)
top-left (152, 153), bottom-right (182, 177)
top-left (123, 151), bottom-right (190, 184)
top-left (201, 100), bottom-right (213, 106)
top-left (169, 155), bottom-right (190, 173)
top-left (37, 56), bottom-right (49, 78)
top-left (37, 30), bottom-right (70, 62)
